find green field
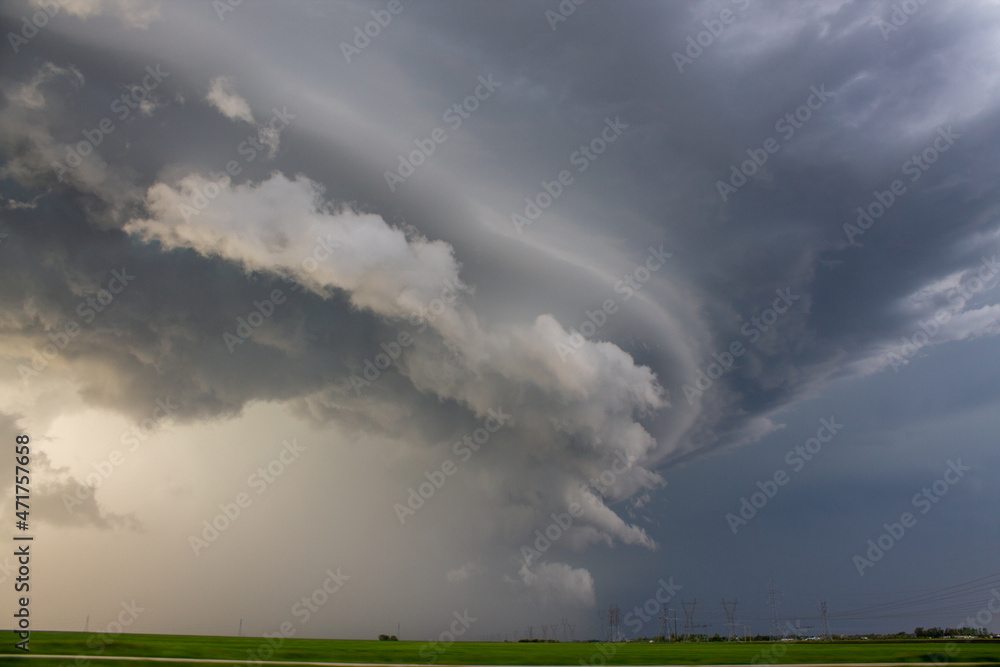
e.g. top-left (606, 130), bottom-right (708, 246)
top-left (0, 632), bottom-right (997, 666)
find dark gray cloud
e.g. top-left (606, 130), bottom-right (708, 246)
top-left (1, 0), bottom-right (999, 639)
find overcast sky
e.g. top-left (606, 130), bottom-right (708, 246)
top-left (1, 0), bottom-right (1000, 644)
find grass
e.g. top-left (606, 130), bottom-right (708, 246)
top-left (0, 632), bottom-right (998, 665)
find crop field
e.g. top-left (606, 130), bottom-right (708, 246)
top-left (1, 632), bottom-right (998, 666)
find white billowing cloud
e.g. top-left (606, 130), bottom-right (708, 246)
top-left (516, 561), bottom-right (596, 608)
top-left (126, 172), bottom-right (467, 325)
top-left (30, 0), bottom-right (163, 29)
top-left (257, 126), bottom-right (280, 158)
top-left (204, 76), bottom-right (281, 157)
top-left (206, 76), bottom-right (255, 124)
top-left (125, 171), bottom-right (667, 561)
top-left (205, 76), bottom-right (290, 161)
top-left (571, 488), bottom-right (659, 551)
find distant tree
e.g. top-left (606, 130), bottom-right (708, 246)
top-left (378, 634), bottom-right (398, 641)
top-left (915, 627), bottom-right (945, 638)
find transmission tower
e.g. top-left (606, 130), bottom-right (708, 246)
top-left (527, 625), bottom-right (534, 640)
top-left (552, 621), bottom-right (560, 640)
top-left (721, 598), bottom-right (738, 641)
top-left (608, 605), bottom-right (625, 642)
top-left (681, 599), bottom-right (695, 640)
top-left (660, 606), bottom-right (678, 641)
top-left (568, 623), bottom-right (576, 642)
top-left (767, 579), bottom-right (780, 639)
top-left (562, 618), bottom-right (569, 642)
top-left (541, 624), bottom-right (548, 640)
top-left (819, 601), bottom-right (830, 641)
top-left (680, 599), bottom-right (708, 640)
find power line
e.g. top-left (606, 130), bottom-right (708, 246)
top-left (831, 570), bottom-right (1000, 620)
top-left (722, 598), bottom-right (738, 641)
top-left (680, 598), bottom-right (708, 640)
top-left (734, 570), bottom-right (1000, 628)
